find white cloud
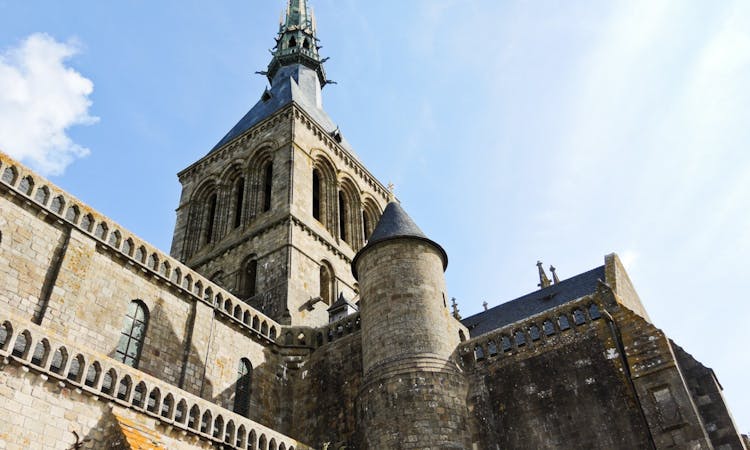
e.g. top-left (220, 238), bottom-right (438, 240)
top-left (0, 33), bottom-right (97, 176)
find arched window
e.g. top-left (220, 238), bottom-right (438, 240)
top-left (205, 193), bottom-right (218, 244)
top-left (338, 191), bottom-right (348, 243)
top-left (240, 258), bottom-right (258, 299)
top-left (234, 358), bottom-right (252, 417)
top-left (312, 169), bottom-right (321, 221)
top-left (319, 262), bottom-right (334, 304)
top-left (263, 163), bottom-right (273, 212)
top-left (115, 300), bottom-right (149, 368)
top-left (233, 177), bottom-right (245, 228)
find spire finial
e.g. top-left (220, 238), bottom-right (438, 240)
top-left (550, 265), bottom-right (560, 284)
top-left (482, 301), bottom-right (488, 311)
top-left (266, 0), bottom-right (328, 87)
top-left (537, 260), bottom-right (551, 289)
top-left (451, 297), bottom-right (462, 320)
top-left (387, 182), bottom-right (396, 201)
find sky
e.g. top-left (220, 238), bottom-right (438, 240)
top-left (1, 0), bottom-right (749, 433)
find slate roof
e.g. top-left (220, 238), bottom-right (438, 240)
top-left (209, 64), bottom-right (358, 158)
top-left (352, 202), bottom-right (448, 279)
top-left (461, 265), bottom-right (605, 338)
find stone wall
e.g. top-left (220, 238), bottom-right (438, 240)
top-left (673, 343), bottom-right (748, 449)
top-left (289, 330), bottom-right (363, 449)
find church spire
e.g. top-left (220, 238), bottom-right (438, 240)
top-left (267, 0), bottom-right (328, 87)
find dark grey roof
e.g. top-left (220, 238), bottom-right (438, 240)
top-left (210, 64), bottom-right (358, 158)
top-left (461, 265), bottom-right (605, 337)
top-left (327, 293), bottom-right (358, 312)
top-left (352, 202), bottom-right (448, 279)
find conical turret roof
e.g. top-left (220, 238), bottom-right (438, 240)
top-left (352, 202), bottom-right (448, 279)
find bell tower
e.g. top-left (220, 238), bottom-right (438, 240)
top-left (170, 0), bottom-right (389, 326)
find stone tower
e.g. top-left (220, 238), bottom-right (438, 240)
top-left (353, 202), bottom-right (471, 449)
top-left (170, 0), bottom-right (389, 326)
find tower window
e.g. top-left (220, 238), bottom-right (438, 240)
top-left (319, 262), bottom-right (334, 304)
top-left (234, 178), bottom-right (245, 228)
top-left (234, 358), bottom-right (252, 417)
top-left (338, 191), bottom-right (348, 243)
top-left (303, 39), bottom-right (310, 50)
top-left (115, 300), bottom-right (148, 368)
top-left (205, 193), bottom-right (217, 244)
top-left (289, 37), bottom-right (297, 48)
top-left (312, 170), bottom-right (321, 221)
top-left (263, 163), bottom-right (273, 212)
top-left (241, 258), bottom-right (258, 299)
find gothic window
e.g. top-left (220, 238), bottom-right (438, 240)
top-left (303, 38), bottom-right (310, 50)
top-left (205, 193), bottom-right (218, 244)
top-left (116, 300), bottom-right (149, 368)
top-left (289, 37), bottom-right (297, 48)
top-left (263, 163), bottom-right (273, 212)
top-left (319, 262), bottom-right (334, 304)
top-left (338, 191), bottom-right (348, 243)
top-left (233, 177), bottom-right (245, 228)
top-left (240, 257), bottom-right (258, 299)
top-left (234, 358), bottom-right (252, 416)
top-left (312, 169), bottom-right (321, 221)
top-left (362, 198), bottom-right (381, 244)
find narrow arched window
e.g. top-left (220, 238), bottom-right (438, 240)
top-left (116, 300), bottom-right (148, 368)
top-left (205, 193), bottom-right (218, 244)
top-left (263, 163), bottom-right (273, 212)
top-left (319, 263), bottom-right (333, 304)
top-left (234, 178), bottom-right (245, 228)
top-left (234, 358), bottom-right (252, 416)
top-left (312, 170), bottom-right (321, 221)
top-left (362, 210), bottom-right (370, 243)
top-left (338, 191), bottom-right (348, 243)
top-left (242, 259), bottom-right (258, 299)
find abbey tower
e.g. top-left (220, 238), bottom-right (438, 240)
top-left (170, 0), bottom-right (389, 327)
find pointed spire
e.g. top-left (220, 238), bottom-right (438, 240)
top-left (537, 261), bottom-right (551, 289)
top-left (267, 0), bottom-right (328, 87)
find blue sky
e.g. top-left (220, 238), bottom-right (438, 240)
top-left (1, 0), bottom-right (749, 432)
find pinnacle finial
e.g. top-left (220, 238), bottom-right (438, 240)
top-left (537, 260), bottom-right (551, 289)
top-left (267, 0), bottom-right (328, 87)
top-left (550, 265), bottom-right (560, 284)
top-left (482, 301), bottom-right (488, 311)
top-left (387, 182), bottom-right (396, 201)
top-left (451, 297), bottom-right (462, 320)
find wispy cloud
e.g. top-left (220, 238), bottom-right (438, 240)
top-left (0, 33), bottom-right (97, 176)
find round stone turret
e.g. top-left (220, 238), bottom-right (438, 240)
top-left (353, 202), bottom-right (470, 449)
